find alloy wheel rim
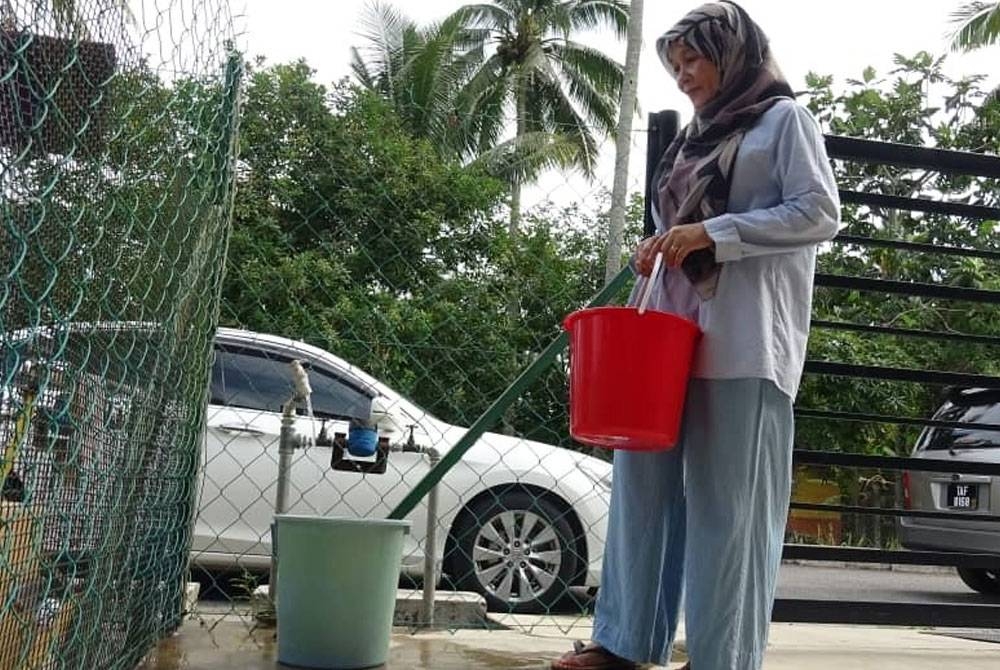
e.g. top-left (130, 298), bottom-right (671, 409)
top-left (471, 509), bottom-right (563, 604)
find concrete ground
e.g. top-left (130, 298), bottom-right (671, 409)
top-left (139, 611), bottom-right (1000, 670)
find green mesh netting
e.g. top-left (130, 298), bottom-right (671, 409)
top-left (0, 0), bottom-right (241, 667)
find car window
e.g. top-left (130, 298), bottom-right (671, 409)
top-left (209, 353), bottom-right (225, 405)
top-left (212, 345), bottom-right (373, 420)
top-left (924, 399), bottom-right (1000, 451)
top-left (307, 366), bottom-right (373, 421)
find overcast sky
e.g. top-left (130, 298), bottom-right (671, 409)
top-left (230, 0), bottom-right (999, 208)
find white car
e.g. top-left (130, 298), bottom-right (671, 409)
top-left (192, 327), bottom-right (612, 612)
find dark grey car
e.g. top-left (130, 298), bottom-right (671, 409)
top-left (899, 388), bottom-right (1000, 595)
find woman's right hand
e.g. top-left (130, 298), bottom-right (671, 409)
top-left (635, 234), bottom-right (664, 275)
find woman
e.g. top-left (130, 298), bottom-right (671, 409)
top-left (553, 3), bottom-right (840, 670)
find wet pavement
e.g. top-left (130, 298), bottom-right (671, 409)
top-left (135, 614), bottom-right (593, 670)
top-left (137, 611), bottom-right (999, 670)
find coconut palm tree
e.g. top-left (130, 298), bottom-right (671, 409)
top-left (949, 1), bottom-right (1000, 52)
top-left (352, 1), bottom-right (628, 235)
top-left (350, 2), bottom-right (489, 160)
top-left (448, 0), bottom-right (628, 234)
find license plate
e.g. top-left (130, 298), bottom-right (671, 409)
top-left (947, 483), bottom-right (979, 510)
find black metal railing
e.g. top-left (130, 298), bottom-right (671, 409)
top-left (787, 134), bottom-right (1000, 627)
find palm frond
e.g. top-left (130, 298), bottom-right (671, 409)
top-left (542, 2), bottom-right (575, 37)
top-left (451, 26), bottom-right (495, 52)
top-left (523, 71), bottom-right (549, 135)
top-left (570, 0), bottom-right (630, 40)
top-left (553, 40), bottom-right (624, 97)
top-left (444, 3), bottom-right (514, 31)
top-left (411, 20), bottom-right (494, 150)
top-left (949, 1), bottom-right (1000, 52)
top-left (455, 53), bottom-right (512, 156)
top-left (471, 130), bottom-right (582, 184)
top-left (433, 11), bottom-right (493, 51)
top-left (350, 47), bottom-right (379, 92)
top-left (351, 3), bottom-right (495, 156)
top-left (493, 0), bottom-right (530, 18)
top-left (457, 51), bottom-right (509, 106)
top-left (349, 0), bottom-right (628, 181)
top-left (399, 33), bottom-right (452, 139)
top-left (555, 66), bottom-right (618, 136)
top-left (518, 38), bottom-right (550, 73)
top-left (352, 1), bottom-right (416, 100)
top-left (532, 71), bottom-right (601, 176)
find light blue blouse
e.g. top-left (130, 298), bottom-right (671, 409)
top-left (642, 98), bottom-right (841, 400)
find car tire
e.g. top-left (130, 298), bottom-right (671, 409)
top-left (957, 567), bottom-right (1000, 595)
top-left (448, 487), bottom-right (579, 614)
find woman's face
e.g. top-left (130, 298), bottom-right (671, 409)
top-left (667, 42), bottom-right (721, 111)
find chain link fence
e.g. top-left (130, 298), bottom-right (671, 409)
top-left (3, 0), bottom-right (998, 662)
top-left (0, 0), bottom-right (240, 667)
top-left (187, 56), bottom-right (645, 634)
top-left (187, 44), bottom-right (1000, 642)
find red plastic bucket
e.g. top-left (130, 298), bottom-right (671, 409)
top-left (563, 306), bottom-right (701, 451)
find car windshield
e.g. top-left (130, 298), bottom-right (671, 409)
top-left (923, 397), bottom-right (1000, 451)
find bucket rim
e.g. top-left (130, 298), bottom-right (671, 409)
top-left (564, 306), bottom-right (701, 334)
top-left (274, 514), bottom-right (412, 531)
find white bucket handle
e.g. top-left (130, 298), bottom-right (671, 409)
top-left (637, 252), bottom-right (664, 315)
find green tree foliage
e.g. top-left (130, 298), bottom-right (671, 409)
top-left (950, 1), bottom-right (1000, 52)
top-left (222, 52), bottom-right (1000, 469)
top-left (798, 52), bottom-right (1000, 458)
top-left (215, 59), bottom-right (646, 436)
top-left (222, 60), bottom-right (514, 422)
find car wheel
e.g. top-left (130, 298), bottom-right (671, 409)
top-left (448, 488), bottom-right (578, 614)
top-left (957, 567), bottom-right (1000, 595)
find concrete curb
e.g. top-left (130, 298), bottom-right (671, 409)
top-left (246, 584), bottom-right (488, 628)
top-left (394, 589), bottom-right (489, 628)
top-left (781, 558), bottom-right (956, 575)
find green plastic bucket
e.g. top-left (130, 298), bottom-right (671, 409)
top-left (275, 515), bottom-right (411, 669)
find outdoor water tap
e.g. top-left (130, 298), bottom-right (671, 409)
top-left (286, 359), bottom-right (316, 446)
top-left (289, 359), bottom-right (312, 404)
top-left (290, 360), bottom-right (310, 400)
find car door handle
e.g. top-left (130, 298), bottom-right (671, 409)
top-left (216, 424), bottom-right (266, 437)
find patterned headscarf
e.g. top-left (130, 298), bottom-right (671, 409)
top-left (652, 1), bottom-right (793, 299)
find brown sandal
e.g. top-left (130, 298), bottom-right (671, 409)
top-left (551, 641), bottom-right (639, 670)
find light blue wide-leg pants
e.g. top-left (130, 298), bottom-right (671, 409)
top-left (592, 378), bottom-right (794, 670)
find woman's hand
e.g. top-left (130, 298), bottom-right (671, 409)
top-left (635, 235), bottom-right (663, 275)
top-left (636, 223), bottom-right (715, 274)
